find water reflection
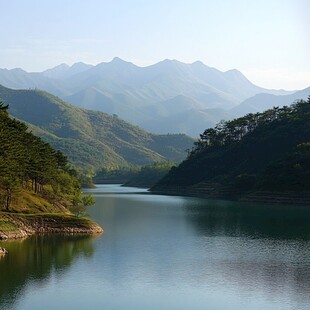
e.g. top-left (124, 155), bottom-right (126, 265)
top-left (183, 198), bottom-right (310, 304)
top-left (184, 198), bottom-right (310, 240)
top-left (86, 187), bottom-right (310, 309)
top-left (1, 185), bottom-right (310, 310)
top-left (0, 235), bottom-right (97, 310)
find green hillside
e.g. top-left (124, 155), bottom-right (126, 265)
top-left (152, 97), bottom-right (310, 199)
top-left (0, 102), bottom-right (78, 212)
top-left (0, 103), bottom-right (102, 237)
top-left (0, 85), bottom-right (194, 172)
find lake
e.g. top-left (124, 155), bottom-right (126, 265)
top-left (1, 184), bottom-right (310, 310)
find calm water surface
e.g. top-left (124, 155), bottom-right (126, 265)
top-left (1, 184), bottom-right (310, 310)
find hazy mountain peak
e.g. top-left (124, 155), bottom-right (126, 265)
top-left (42, 63), bottom-right (70, 79)
top-left (56, 63), bottom-right (69, 69)
top-left (44, 63), bottom-right (69, 71)
top-left (190, 60), bottom-right (218, 74)
top-left (66, 62), bottom-right (93, 75)
top-left (111, 56), bottom-right (125, 62)
top-left (153, 59), bottom-right (185, 71)
top-left (110, 57), bottom-right (136, 66)
top-left (43, 62), bottom-right (92, 79)
top-left (225, 68), bottom-right (242, 75)
top-left (10, 68), bottom-right (28, 73)
top-left (70, 61), bottom-right (92, 68)
top-left (95, 57), bottom-right (137, 70)
top-left (224, 69), bottom-right (252, 82)
top-left (161, 58), bottom-right (182, 65)
top-left (191, 60), bottom-right (205, 67)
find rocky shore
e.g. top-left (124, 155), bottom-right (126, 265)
top-left (0, 247), bottom-right (8, 255)
top-left (0, 213), bottom-right (103, 241)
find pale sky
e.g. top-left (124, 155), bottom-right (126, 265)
top-left (0, 0), bottom-right (309, 90)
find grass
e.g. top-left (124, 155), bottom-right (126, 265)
top-left (0, 218), bottom-right (19, 232)
top-left (16, 213), bottom-right (95, 226)
top-left (0, 189), bottom-right (102, 237)
top-left (0, 188), bottom-right (70, 215)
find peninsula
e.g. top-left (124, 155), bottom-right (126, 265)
top-left (0, 101), bottom-right (103, 242)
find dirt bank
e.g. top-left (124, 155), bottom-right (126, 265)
top-left (0, 213), bottom-right (103, 240)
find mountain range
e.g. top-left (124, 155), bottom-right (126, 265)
top-left (1, 58), bottom-right (307, 136)
top-left (0, 85), bottom-right (194, 172)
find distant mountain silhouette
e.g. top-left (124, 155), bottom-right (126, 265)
top-left (42, 62), bottom-right (93, 79)
top-left (0, 58), bottom-right (300, 136)
top-left (231, 87), bottom-right (310, 117)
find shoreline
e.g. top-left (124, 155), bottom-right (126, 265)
top-left (150, 185), bottom-right (310, 205)
top-left (0, 213), bottom-right (104, 241)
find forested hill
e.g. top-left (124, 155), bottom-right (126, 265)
top-left (0, 104), bottom-right (103, 237)
top-left (0, 85), bottom-right (194, 171)
top-left (0, 101), bottom-right (78, 211)
top-left (152, 97), bottom-right (310, 199)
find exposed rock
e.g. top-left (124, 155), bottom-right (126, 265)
top-left (0, 213), bottom-right (104, 241)
top-left (0, 247), bottom-right (8, 255)
top-left (0, 229), bottom-right (32, 240)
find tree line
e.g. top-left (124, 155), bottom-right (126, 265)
top-left (153, 96), bottom-right (310, 193)
top-left (191, 97), bottom-right (310, 156)
top-left (0, 100), bottom-right (93, 213)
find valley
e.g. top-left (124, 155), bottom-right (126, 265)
top-left (0, 85), bottom-right (194, 173)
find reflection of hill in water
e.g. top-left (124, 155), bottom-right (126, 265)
top-left (0, 235), bottom-right (97, 310)
top-left (185, 199), bottom-right (310, 240)
top-left (185, 199), bottom-right (310, 299)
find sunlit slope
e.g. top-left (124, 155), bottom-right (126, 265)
top-left (0, 85), bottom-right (194, 171)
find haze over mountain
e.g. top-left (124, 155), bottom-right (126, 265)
top-left (0, 58), bottom-right (306, 136)
top-left (232, 87), bottom-right (310, 117)
top-left (0, 85), bottom-right (194, 171)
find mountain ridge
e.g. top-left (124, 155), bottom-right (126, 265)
top-left (0, 84), bottom-right (194, 171)
top-left (0, 58), bottom-right (301, 136)
top-left (232, 87), bottom-right (310, 117)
